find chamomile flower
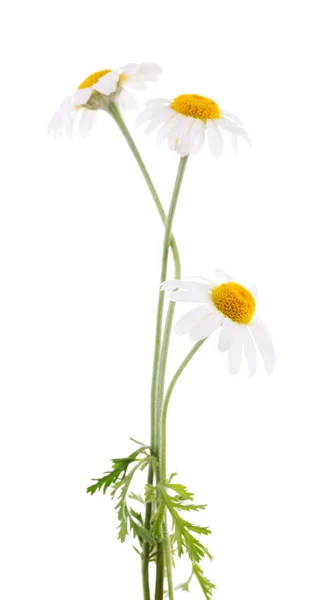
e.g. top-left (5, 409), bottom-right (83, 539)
top-left (161, 270), bottom-right (275, 376)
top-left (135, 94), bottom-right (251, 157)
top-left (48, 62), bottom-right (162, 139)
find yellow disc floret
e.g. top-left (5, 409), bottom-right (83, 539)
top-left (211, 282), bottom-right (255, 325)
top-left (77, 69), bottom-right (111, 90)
top-left (171, 94), bottom-right (221, 121)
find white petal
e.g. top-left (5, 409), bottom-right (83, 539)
top-left (217, 118), bottom-right (251, 145)
top-left (242, 327), bottom-right (257, 377)
top-left (161, 280), bottom-right (212, 293)
top-left (168, 116), bottom-right (193, 155)
top-left (228, 325), bottom-right (243, 374)
top-left (174, 304), bottom-right (216, 335)
top-left (144, 98), bottom-right (169, 109)
top-left (184, 275), bottom-right (217, 286)
top-left (248, 284), bottom-right (259, 303)
top-left (93, 71), bottom-right (118, 95)
top-left (214, 268), bottom-right (234, 282)
top-left (78, 109), bottom-right (97, 138)
top-left (143, 108), bottom-right (173, 135)
top-left (138, 62), bottom-right (162, 81)
top-left (157, 114), bottom-right (183, 144)
top-left (249, 317), bottom-right (276, 374)
top-left (207, 120), bottom-right (224, 157)
top-left (48, 97), bottom-right (76, 139)
top-left (134, 106), bottom-right (159, 127)
top-left (122, 79), bottom-right (147, 91)
top-left (220, 110), bottom-right (244, 125)
top-left (170, 290), bottom-right (212, 304)
top-left (120, 63), bottom-right (139, 76)
top-left (189, 311), bottom-right (223, 342)
top-left (74, 88), bottom-right (92, 106)
top-left (218, 318), bottom-right (236, 353)
top-left (116, 89), bottom-right (138, 110)
top-left (189, 119), bottom-right (205, 155)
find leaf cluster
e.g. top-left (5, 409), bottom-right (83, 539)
top-left (153, 477), bottom-right (212, 563)
top-left (87, 443), bottom-right (155, 550)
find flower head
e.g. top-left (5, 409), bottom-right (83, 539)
top-left (135, 94), bottom-right (251, 157)
top-left (48, 62), bottom-right (162, 139)
top-left (161, 269), bottom-right (275, 376)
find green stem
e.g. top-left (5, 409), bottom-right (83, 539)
top-left (107, 103), bottom-right (182, 600)
top-left (153, 156), bottom-right (189, 600)
top-left (159, 340), bottom-right (206, 600)
top-left (107, 103), bottom-right (181, 446)
top-left (155, 155), bottom-right (188, 450)
top-left (160, 340), bottom-right (206, 484)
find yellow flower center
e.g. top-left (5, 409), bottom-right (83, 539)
top-left (211, 282), bottom-right (255, 325)
top-left (171, 94), bottom-right (221, 121)
top-left (77, 69), bottom-right (111, 90)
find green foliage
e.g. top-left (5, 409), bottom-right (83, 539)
top-left (158, 479), bottom-right (212, 563)
top-left (88, 453), bottom-right (215, 600)
top-left (193, 563), bottom-right (216, 600)
top-left (86, 445), bottom-right (149, 495)
top-left (164, 564), bottom-right (215, 599)
top-left (87, 444), bottom-right (156, 550)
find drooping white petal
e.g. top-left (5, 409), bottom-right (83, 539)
top-left (242, 327), bottom-right (257, 377)
top-left (214, 268), bottom-right (234, 282)
top-left (218, 318), bottom-right (236, 353)
top-left (174, 304), bottom-right (216, 335)
top-left (228, 325), bottom-right (244, 374)
top-left (249, 317), bottom-right (276, 374)
top-left (184, 275), bottom-right (217, 286)
top-left (168, 115), bottom-right (193, 155)
top-left (116, 89), bottom-right (138, 110)
top-left (73, 87), bottom-right (92, 106)
top-left (137, 62), bottom-right (162, 81)
top-left (157, 113), bottom-right (183, 144)
top-left (170, 289), bottom-right (212, 304)
top-left (134, 105), bottom-right (161, 127)
top-left (93, 70), bottom-right (118, 95)
top-left (206, 120), bottom-right (224, 157)
top-left (48, 97), bottom-right (76, 139)
top-left (220, 110), bottom-right (244, 125)
top-left (248, 284), bottom-right (259, 303)
top-left (78, 109), bottom-right (97, 139)
top-left (161, 280), bottom-right (212, 293)
top-left (121, 79), bottom-right (147, 91)
top-left (189, 311), bottom-right (223, 342)
top-left (189, 119), bottom-right (205, 155)
top-left (177, 119), bottom-right (195, 157)
top-left (120, 63), bottom-right (139, 76)
top-left (217, 118), bottom-right (252, 145)
top-left (143, 108), bottom-right (173, 135)
top-left (143, 98), bottom-right (169, 109)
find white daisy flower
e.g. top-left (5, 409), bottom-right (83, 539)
top-left (48, 63), bottom-right (162, 140)
top-left (161, 270), bottom-right (275, 376)
top-left (135, 94), bottom-right (251, 157)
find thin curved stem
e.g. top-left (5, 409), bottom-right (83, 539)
top-left (107, 103), bottom-right (181, 451)
top-left (160, 340), bottom-right (206, 481)
top-left (150, 156), bottom-right (189, 600)
top-left (155, 156), bottom-right (188, 450)
top-left (106, 103), bottom-right (182, 600)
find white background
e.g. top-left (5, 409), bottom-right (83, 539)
top-left (1, 0), bottom-right (336, 598)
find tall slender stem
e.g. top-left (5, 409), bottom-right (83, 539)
top-left (160, 340), bottom-right (206, 480)
top-left (152, 156), bottom-right (189, 600)
top-left (155, 155), bottom-right (188, 450)
top-left (107, 103), bottom-right (184, 600)
top-left (107, 103), bottom-right (181, 452)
